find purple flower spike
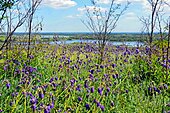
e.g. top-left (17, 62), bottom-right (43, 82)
top-left (30, 97), bottom-right (37, 104)
top-left (100, 105), bottom-right (105, 111)
top-left (91, 86), bottom-right (94, 93)
top-left (78, 97), bottom-right (82, 101)
top-left (50, 102), bottom-right (54, 108)
top-left (6, 83), bottom-right (10, 89)
top-left (49, 77), bottom-right (54, 83)
top-left (85, 104), bottom-right (90, 110)
top-left (84, 80), bottom-right (88, 88)
top-left (96, 102), bottom-right (101, 107)
top-left (98, 87), bottom-right (103, 96)
top-left (106, 87), bottom-right (110, 92)
top-left (112, 64), bottom-right (116, 68)
top-left (125, 89), bottom-right (128, 93)
top-left (135, 49), bottom-right (139, 54)
top-left (31, 104), bottom-right (36, 112)
top-left (39, 92), bottom-right (44, 99)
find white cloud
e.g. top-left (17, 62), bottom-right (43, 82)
top-left (115, 0), bottom-right (170, 13)
top-left (66, 14), bottom-right (82, 18)
top-left (43, 0), bottom-right (77, 9)
top-left (96, 0), bottom-right (110, 4)
top-left (78, 6), bottom-right (107, 13)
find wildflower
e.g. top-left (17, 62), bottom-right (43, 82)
top-left (31, 104), bottom-right (36, 112)
top-left (106, 87), bottom-right (110, 92)
top-left (112, 64), bottom-right (116, 68)
top-left (49, 78), bottom-right (54, 83)
top-left (6, 82), bottom-right (10, 89)
top-left (50, 102), bottom-right (54, 109)
top-left (135, 49), bottom-right (139, 54)
top-left (30, 97), bottom-right (37, 104)
top-left (164, 84), bottom-right (168, 89)
top-left (100, 105), bottom-right (105, 111)
top-left (125, 89), bottom-right (129, 93)
top-left (98, 87), bottom-right (103, 95)
top-left (76, 85), bottom-right (81, 91)
top-left (90, 69), bottom-right (94, 74)
top-left (38, 92), bottom-right (44, 99)
top-left (91, 86), bottom-right (94, 93)
top-left (78, 97), bottom-right (82, 101)
top-left (148, 87), bottom-right (152, 92)
top-left (85, 104), bottom-right (90, 110)
top-left (84, 80), bottom-right (88, 88)
top-left (96, 101), bottom-right (101, 107)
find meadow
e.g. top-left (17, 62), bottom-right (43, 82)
top-left (0, 41), bottom-right (170, 113)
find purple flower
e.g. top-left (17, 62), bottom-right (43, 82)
top-left (31, 104), bottom-right (36, 111)
top-left (164, 84), bottom-right (168, 89)
top-left (96, 101), bottom-right (101, 107)
top-left (100, 105), bottom-right (105, 111)
top-left (70, 79), bottom-right (75, 86)
top-left (39, 92), bottom-right (44, 99)
top-left (49, 78), bottom-right (54, 83)
top-left (112, 64), bottom-right (116, 68)
top-left (135, 49), bottom-right (139, 54)
top-left (85, 104), bottom-right (90, 110)
top-left (98, 87), bottom-right (103, 95)
top-left (106, 87), bottom-right (110, 92)
top-left (125, 89), bottom-right (129, 93)
top-left (30, 97), bottom-right (37, 104)
top-left (148, 87), bottom-right (152, 92)
top-left (50, 102), bottom-right (54, 108)
top-left (84, 80), bottom-right (88, 88)
top-left (76, 85), bottom-right (81, 91)
top-left (100, 65), bottom-right (104, 69)
top-left (6, 83), bottom-right (10, 89)
top-left (29, 55), bottom-right (34, 59)
top-left (78, 97), bottom-right (82, 101)
top-left (91, 86), bottom-right (94, 93)
top-left (44, 107), bottom-right (50, 113)
top-left (89, 69), bottom-right (94, 74)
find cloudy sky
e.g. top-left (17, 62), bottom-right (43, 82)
top-left (30, 0), bottom-right (170, 32)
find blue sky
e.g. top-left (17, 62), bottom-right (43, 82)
top-left (22, 0), bottom-right (170, 32)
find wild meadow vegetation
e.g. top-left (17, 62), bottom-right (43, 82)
top-left (0, 0), bottom-right (170, 112)
top-left (0, 41), bottom-right (170, 113)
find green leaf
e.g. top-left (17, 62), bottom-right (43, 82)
top-left (0, 59), bottom-right (5, 63)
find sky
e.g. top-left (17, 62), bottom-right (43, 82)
top-left (20, 0), bottom-right (170, 33)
